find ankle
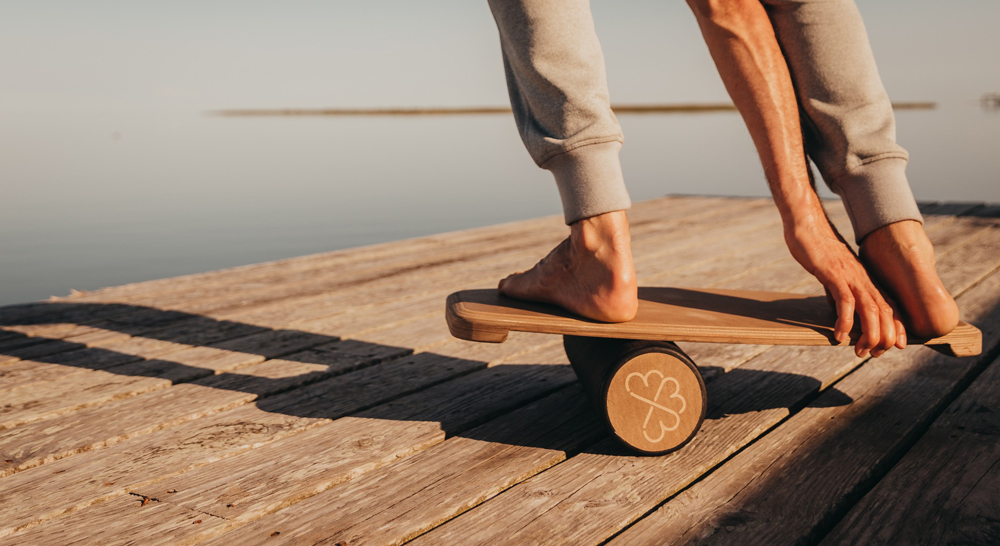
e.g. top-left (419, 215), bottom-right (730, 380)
top-left (863, 220), bottom-right (932, 252)
top-left (571, 210), bottom-right (631, 254)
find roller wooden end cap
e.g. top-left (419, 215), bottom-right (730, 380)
top-left (604, 351), bottom-right (706, 455)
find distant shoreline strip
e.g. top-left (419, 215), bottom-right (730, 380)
top-left (211, 102), bottom-right (935, 116)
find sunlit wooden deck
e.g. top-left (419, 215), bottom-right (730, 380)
top-left (2, 195), bottom-right (998, 545)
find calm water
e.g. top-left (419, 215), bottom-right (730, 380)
top-left (1, 102), bottom-right (996, 306)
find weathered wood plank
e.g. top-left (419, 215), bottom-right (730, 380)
top-left (287, 200), bottom-right (782, 357)
top-left (359, 201), bottom-right (777, 340)
top-left (0, 325), bottom-right (333, 428)
top-left (1, 197), bottom-right (990, 545)
top-left (0, 323), bottom-right (333, 428)
top-left (281, 201), bottom-right (782, 347)
top-left (0, 333), bottom-right (77, 363)
top-left (641, 202), bottom-right (854, 293)
top-left (1, 347), bottom-right (141, 392)
top-left (165, 234), bottom-right (562, 319)
top-left (193, 201), bottom-right (960, 544)
top-left (0, 301), bottom-right (138, 329)
top-left (0, 346), bottom-right (264, 430)
top-left (612, 266), bottom-right (1000, 546)
top-left (2, 322), bottom-right (95, 340)
top-left (919, 201), bottom-right (984, 217)
top-left (198, 384), bottom-right (605, 546)
top-left (923, 213), bottom-right (999, 247)
top-left (0, 216), bottom-right (559, 371)
top-left (0, 358), bottom-right (214, 430)
top-left (0, 197), bottom-right (767, 379)
top-left (935, 223), bottom-right (1000, 296)
top-left (0, 340), bottom-right (408, 477)
top-left (125, 346), bottom-right (575, 532)
top-left (409, 344), bottom-right (863, 546)
top-left (0, 338), bottom-right (544, 539)
top-left (409, 219), bottom-right (1000, 545)
top-left (199, 204), bottom-right (864, 540)
top-left (0, 493), bottom-right (226, 546)
top-left (819, 357), bottom-right (1000, 545)
top-left (45, 307), bottom-right (196, 348)
top-left (0, 310), bottom-right (267, 371)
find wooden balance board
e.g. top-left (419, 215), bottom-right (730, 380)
top-left (446, 287), bottom-right (982, 455)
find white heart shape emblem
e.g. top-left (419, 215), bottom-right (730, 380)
top-left (624, 369), bottom-right (687, 443)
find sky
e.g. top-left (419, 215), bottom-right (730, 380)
top-left (0, 1), bottom-right (997, 304)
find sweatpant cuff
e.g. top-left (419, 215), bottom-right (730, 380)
top-left (830, 157), bottom-right (923, 243)
top-left (544, 141), bottom-right (631, 224)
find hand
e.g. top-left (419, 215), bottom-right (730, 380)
top-left (785, 220), bottom-right (906, 358)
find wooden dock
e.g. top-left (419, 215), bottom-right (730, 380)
top-left (1, 196), bottom-right (998, 545)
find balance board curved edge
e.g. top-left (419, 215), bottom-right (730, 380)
top-left (445, 288), bottom-right (982, 357)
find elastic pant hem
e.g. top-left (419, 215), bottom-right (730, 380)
top-left (829, 157), bottom-right (923, 243)
top-left (545, 141), bottom-right (631, 224)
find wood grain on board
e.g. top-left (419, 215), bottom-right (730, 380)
top-left (446, 287), bottom-right (981, 356)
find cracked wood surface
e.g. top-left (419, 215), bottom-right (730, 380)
top-left (1, 196), bottom-right (997, 546)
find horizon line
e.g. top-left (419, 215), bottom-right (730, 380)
top-left (209, 102), bottom-right (936, 117)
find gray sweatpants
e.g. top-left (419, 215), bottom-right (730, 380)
top-left (488, 0), bottom-right (923, 242)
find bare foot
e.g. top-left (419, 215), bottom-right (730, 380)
top-left (498, 210), bottom-right (638, 322)
top-left (859, 220), bottom-right (960, 339)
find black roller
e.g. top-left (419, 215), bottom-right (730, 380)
top-left (564, 336), bottom-right (707, 455)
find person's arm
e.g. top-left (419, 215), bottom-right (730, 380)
top-left (686, 0), bottom-right (903, 357)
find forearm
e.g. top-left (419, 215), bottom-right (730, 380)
top-left (686, 1), bottom-right (906, 356)
top-left (687, 0), bottom-right (825, 232)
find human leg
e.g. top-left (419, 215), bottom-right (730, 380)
top-left (763, 0), bottom-right (958, 337)
top-left (488, 0), bottom-right (637, 321)
top-left (687, 0), bottom-right (900, 356)
top-left (488, 0), bottom-right (631, 223)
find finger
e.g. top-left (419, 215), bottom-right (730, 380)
top-left (855, 290), bottom-right (881, 358)
top-left (831, 284), bottom-right (855, 344)
top-left (884, 297), bottom-right (907, 349)
top-left (872, 294), bottom-right (896, 357)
